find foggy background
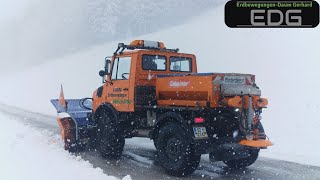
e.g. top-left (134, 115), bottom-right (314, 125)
top-left (0, 0), bottom-right (225, 74)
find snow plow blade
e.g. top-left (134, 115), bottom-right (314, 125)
top-left (50, 87), bottom-right (95, 151)
top-left (51, 98), bottom-right (95, 151)
top-left (239, 140), bottom-right (273, 148)
top-left (50, 99), bottom-right (94, 127)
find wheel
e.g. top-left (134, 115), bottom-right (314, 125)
top-left (223, 121), bottom-right (264, 169)
top-left (96, 109), bottom-right (125, 159)
top-left (216, 112), bottom-right (239, 137)
top-left (155, 123), bottom-right (200, 176)
top-left (209, 152), bottom-right (216, 162)
top-left (223, 149), bottom-right (260, 169)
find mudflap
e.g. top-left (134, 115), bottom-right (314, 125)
top-left (51, 99), bottom-right (96, 151)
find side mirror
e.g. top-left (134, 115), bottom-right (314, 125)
top-left (99, 58), bottom-right (112, 83)
top-left (99, 70), bottom-right (106, 77)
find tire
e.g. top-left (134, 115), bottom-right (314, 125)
top-left (223, 149), bottom-right (260, 169)
top-left (155, 123), bottom-right (200, 176)
top-left (96, 109), bottom-right (124, 159)
top-left (216, 112), bottom-right (239, 137)
top-left (223, 122), bottom-right (264, 169)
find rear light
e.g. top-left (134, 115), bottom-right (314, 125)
top-left (194, 117), bottom-right (205, 123)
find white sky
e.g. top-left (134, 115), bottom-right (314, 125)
top-left (0, 0), bottom-right (28, 23)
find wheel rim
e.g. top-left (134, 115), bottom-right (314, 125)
top-left (166, 137), bottom-right (181, 160)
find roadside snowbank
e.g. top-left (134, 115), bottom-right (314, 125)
top-left (0, 112), bottom-right (129, 180)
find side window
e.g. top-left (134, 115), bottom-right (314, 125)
top-left (142, 55), bottom-right (166, 71)
top-left (111, 57), bottom-right (131, 80)
top-left (170, 57), bottom-right (192, 72)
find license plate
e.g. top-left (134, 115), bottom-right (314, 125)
top-left (193, 127), bottom-right (208, 138)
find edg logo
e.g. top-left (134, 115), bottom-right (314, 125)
top-left (251, 9), bottom-right (302, 26)
top-left (224, 0), bottom-right (319, 28)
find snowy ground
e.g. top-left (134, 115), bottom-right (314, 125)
top-left (1, 105), bottom-right (319, 180)
top-left (0, 0), bottom-right (319, 174)
top-left (0, 111), bottom-right (130, 180)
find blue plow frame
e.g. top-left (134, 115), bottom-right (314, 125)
top-left (50, 99), bottom-right (94, 140)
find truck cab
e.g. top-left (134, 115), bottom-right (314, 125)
top-left (93, 40), bottom-right (197, 112)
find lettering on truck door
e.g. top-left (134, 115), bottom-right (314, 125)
top-left (108, 56), bottom-right (132, 111)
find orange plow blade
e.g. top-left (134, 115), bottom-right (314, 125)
top-left (239, 139), bottom-right (273, 148)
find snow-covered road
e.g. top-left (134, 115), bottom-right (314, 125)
top-left (1, 104), bottom-right (319, 180)
top-left (0, 105), bottom-right (126, 180)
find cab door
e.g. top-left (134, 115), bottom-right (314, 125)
top-left (107, 56), bottom-right (132, 112)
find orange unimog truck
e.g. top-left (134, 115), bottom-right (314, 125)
top-left (51, 40), bottom-right (272, 176)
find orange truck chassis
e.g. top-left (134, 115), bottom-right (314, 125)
top-left (51, 40), bottom-right (272, 176)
